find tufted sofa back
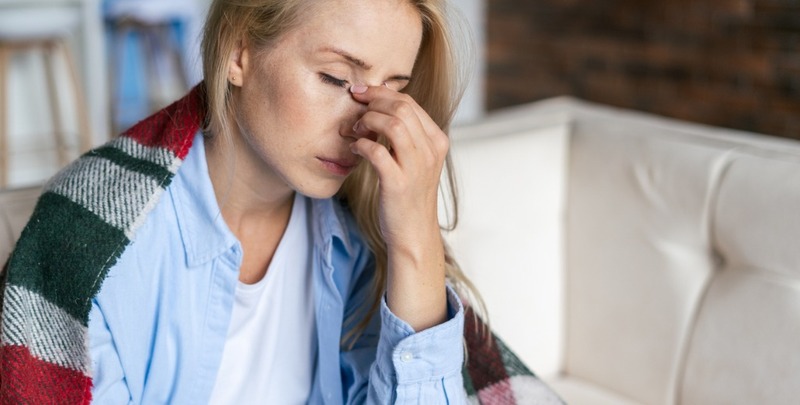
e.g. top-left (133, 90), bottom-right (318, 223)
top-left (446, 97), bottom-right (800, 404)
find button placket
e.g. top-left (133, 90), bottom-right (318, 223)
top-left (400, 351), bottom-right (413, 363)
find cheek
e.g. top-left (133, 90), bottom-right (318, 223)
top-left (272, 73), bottom-right (331, 125)
top-left (237, 76), bottom-right (278, 133)
top-left (291, 86), bottom-right (356, 131)
top-left (242, 68), bottom-right (356, 140)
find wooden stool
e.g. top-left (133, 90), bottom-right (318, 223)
top-left (0, 7), bottom-right (92, 188)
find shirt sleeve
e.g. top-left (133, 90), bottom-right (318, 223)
top-left (88, 299), bottom-right (135, 404)
top-left (364, 285), bottom-right (467, 404)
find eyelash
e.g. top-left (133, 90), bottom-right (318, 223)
top-left (319, 73), bottom-right (348, 88)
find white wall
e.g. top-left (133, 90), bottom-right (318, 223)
top-left (452, 0), bottom-right (486, 125)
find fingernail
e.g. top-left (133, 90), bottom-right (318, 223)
top-left (350, 84), bottom-right (368, 94)
top-left (353, 121), bottom-right (360, 132)
top-left (350, 143), bottom-right (360, 154)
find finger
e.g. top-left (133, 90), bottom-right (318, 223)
top-left (350, 137), bottom-right (401, 184)
top-left (360, 96), bottom-right (428, 144)
top-left (365, 95), bottom-right (451, 161)
top-left (351, 85), bottom-right (441, 136)
top-left (353, 87), bottom-right (439, 161)
top-left (353, 111), bottom-right (419, 167)
top-left (355, 101), bottom-right (447, 166)
top-left (352, 85), bottom-right (449, 165)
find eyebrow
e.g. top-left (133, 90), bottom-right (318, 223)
top-left (320, 46), bottom-right (413, 82)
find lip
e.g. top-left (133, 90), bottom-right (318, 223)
top-left (317, 156), bottom-right (359, 176)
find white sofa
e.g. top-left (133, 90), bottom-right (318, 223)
top-left (445, 97), bottom-right (800, 404)
top-left (3, 98), bottom-right (799, 404)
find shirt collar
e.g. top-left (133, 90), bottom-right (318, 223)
top-left (171, 132), bottom-right (359, 268)
top-left (310, 197), bottom-right (354, 258)
top-left (171, 132), bottom-right (240, 267)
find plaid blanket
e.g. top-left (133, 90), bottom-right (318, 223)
top-left (0, 84), bottom-right (563, 404)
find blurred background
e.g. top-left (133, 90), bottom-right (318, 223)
top-left (0, 0), bottom-right (798, 188)
top-left (487, 0), bottom-right (800, 141)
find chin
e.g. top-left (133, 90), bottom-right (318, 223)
top-left (293, 179), bottom-right (345, 200)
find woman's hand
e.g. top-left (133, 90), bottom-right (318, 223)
top-left (348, 84), bottom-right (448, 332)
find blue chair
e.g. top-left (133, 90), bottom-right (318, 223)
top-left (104, 0), bottom-right (200, 133)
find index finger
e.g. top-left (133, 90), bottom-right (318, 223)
top-left (350, 85), bottom-right (442, 136)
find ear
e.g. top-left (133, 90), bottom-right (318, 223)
top-left (227, 40), bottom-right (248, 87)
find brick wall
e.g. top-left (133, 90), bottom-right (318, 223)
top-left (487, 0), bottom-right (800, 140)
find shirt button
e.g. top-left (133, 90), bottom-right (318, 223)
top-left (400, 351), bottom-right (413, 362)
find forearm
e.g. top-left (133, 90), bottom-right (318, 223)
top-left (385, 223), bottom-right (447, 332)
top-left (347, 84), bottom-right (452, 332)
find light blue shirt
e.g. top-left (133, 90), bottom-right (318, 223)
top-left (88, 133), bottom-right (466, 404)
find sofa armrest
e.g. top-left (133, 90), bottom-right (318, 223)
top-left (444, 116), bottom-right (570, 377)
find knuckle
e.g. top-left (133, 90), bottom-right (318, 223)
top-left (373, 144), bottom-right (391, 161)
top-left (386, 117), bottom-right (404, 133)
top-left (428, 133), bottom-right (448, 156)
top-left (436, 134), bottom-right (450, 152)
top-left (392, 100), bottom-right (414, 118)
top-left (398, 92), bottom-right (414, 104)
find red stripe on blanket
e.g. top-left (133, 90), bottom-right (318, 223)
top-left (464, 307), bottom-right (512, 394)
top-left (479, 379), bottom-right (516, 405)
top-left (121, 84), bottom-right (207, 160)
top-left (0, 345), bottom-right (92, 405)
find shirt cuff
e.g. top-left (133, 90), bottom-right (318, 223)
top-left (376, 284), bottom-right (465, 385)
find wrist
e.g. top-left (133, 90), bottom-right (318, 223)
top-left (385, 232), bottom-right (447, 331)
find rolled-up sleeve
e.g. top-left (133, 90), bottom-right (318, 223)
top-left (367, 285), bottom-right (467, 404)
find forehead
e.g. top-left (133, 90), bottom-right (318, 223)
top-left (284, 0), bottom-right (424, 73)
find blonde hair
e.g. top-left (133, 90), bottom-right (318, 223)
top-left (201, 0), bottom-right (486, 345)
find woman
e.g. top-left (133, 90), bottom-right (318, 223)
top-left (4, 0), bottom-right (472, 403)
top-left (0, 0), bottom-right (551, 403)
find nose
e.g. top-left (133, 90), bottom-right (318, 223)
top-left (339, 100), bottom-right (368, 140)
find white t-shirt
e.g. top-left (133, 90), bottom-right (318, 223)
top-left (209, 194), bottom-right (316, 404)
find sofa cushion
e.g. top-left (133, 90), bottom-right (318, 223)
top-left (1, 186), bottom-right (40, 264)
top-left (713, 150), bottom-right (800, 277)
top-left (547, 376), bottom-right (642, 405)
top-left (680, 150), bottom-right (800, 403)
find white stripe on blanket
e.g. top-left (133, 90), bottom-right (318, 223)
top-left (1, 285), bottom-right (91, 374)
top-left (110, 136), bottom-right (181, 173)
top-left (46, 156), bottom-right (162, 232)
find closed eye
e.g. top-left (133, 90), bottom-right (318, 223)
top-left (319, 73), bottom-right (348, 88)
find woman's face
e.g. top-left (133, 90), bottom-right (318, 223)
top-left (228, 0), bottom-right (424, 199)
